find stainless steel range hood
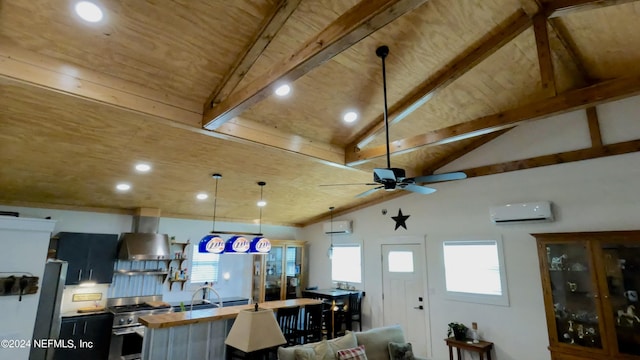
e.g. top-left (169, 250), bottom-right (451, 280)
top-left (118, 208), bottom-right (171, 260)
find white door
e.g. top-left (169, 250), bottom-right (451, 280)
top-left (382, 242), bottom-right (430, 358)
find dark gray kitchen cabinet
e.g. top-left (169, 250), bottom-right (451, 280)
top-left (56, 232), bottom-right (118, 285)
top-left (54, 313), bottom-right (113, 360)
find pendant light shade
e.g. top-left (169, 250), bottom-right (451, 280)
top-left (224, 235), bottom-right (250, 254)
top-left (199, 173), bottom-right (224, 254)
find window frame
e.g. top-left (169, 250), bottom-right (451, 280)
top-left (331, 244), bottom-right (363, 284)
top-left (442, 237), bottom-right (509, 306)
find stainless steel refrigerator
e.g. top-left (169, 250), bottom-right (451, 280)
top-left (29, 260), bottom-right (67, 360)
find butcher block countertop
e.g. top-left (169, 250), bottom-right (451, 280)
top-left (138, 298), bottom-right (322, 329)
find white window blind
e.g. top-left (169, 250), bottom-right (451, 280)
top-left (190, 246), bottom-right (220, 283)
top-left (331, 245), bottom-right (362, 283)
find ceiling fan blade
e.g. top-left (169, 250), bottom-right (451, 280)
top-left (402, 184), bottom-right (437, 195)
top-left (373, 168), bottom-right (396, 181)
top-left (355, 186), bottom-right (384, 198)
top-left (413, 172), bottom-right (467, 183)
top-left (319, 183), bottom-right (379, 186)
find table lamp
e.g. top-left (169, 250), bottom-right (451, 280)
top-left (225, 304), bottom-right (286, 360)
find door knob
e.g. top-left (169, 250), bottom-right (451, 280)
top-left (413, 305), bottom-right (424, 310)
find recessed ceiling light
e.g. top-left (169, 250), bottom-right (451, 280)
top-left (116, 183), bottom-right (130, 191)
top-left (135, 163), bottom-right (151, 172)
top-left (75, 1), bottom-right (104, 23)
top-left (343, 111), bottom-right (358, 123)
top-left (257, 200), bottom-right (267, 207)
top-left (274, 84), bottom-right (291, 97)
top-left (196, 193), bottom-right (208, 200)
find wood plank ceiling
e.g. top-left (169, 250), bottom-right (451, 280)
top-left (1, 0), bottom-right (640, 226)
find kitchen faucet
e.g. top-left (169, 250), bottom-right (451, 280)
top-left (190, 284), bottom-right (223, 314)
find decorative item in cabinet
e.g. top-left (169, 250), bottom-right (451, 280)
top-left (251, 239), bottom-right (307, 302)
top-left (534, 230), bottom-right (640, 360)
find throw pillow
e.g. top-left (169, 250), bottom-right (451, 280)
top-left (388, 342), bottom-right (415, 360)
top-left (327, 331), bottom-right (358, 351)
top-left (293, 347), bottom-right (317, 360)
top-left (337, 345), bottom-right (368, 360)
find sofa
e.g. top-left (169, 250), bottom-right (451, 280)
top-left (277, 325), bottom-right (426, 360)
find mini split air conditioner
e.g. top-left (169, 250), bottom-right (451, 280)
top-left (323, 220), bottom-right (352, 234)
top-left (490, 201), bottom-right (554, 224)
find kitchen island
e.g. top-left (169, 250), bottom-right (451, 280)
top-left (138, 298), bottom-right (321, 360)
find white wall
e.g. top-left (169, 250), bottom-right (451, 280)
top-left (300, 96), bottom-right (640, 360)
top-left (0, 217), bottom-right (56, 360)
top-left (0, 205), bottom-right (301, 305)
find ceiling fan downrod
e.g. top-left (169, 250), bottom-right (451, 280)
top-left (376, 45), bottom-right (391, 170)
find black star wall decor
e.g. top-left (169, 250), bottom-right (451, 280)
top-left (391, 208), bottom-right (410, 230)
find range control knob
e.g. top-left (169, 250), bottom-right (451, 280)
top-left (118, 318), bottom-right (125, 325)
top-left (127, 317), bottom-right (133, 324)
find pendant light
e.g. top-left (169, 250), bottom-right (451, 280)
top-left (250, 181), bottom-right (271, 254)
top-left (198, 174), bottom-right (225, 254)
top-left (327, 206), bottom-right (335, 259)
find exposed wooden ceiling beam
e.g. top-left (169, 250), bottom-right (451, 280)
top-left (349, 10), bottom-right (532, 150)
top-left (346, 75), bottom-right (640, 165)
top-left (461, 138), bottom-right (640, 178)
top-left (202, 0), bottom-right (428, 130)
top-left (544, 0), bottom-right (640, 18)
top-left (215, 117), bottom-right (345, 165)
top-left (586, 107), bottom-right (603, 147)
top-left (420, 129), bottom-right (512, 175)
top-left (203, 0), bottom-right (301, 111)
top-left (0, 42), bottom-right (203, 127)
top-left (533, 13), bottom-right (557, 97)
top-left (0, 43), bottom-right (347, 166)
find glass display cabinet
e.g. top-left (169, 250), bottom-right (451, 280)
top-left (534, 231), bottom-right (640, 360)
top-left (251, 239), bottom-right (306, 303)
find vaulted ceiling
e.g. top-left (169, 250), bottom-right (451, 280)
top-left (1, 0), bottom-right (640, 226)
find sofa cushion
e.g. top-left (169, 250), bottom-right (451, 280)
top-left (354, 325), bottom-right (406, 360)
top-left (278, 331), bottom-right (357, 360)
top-left (388, 342), bottom-right (415, 360)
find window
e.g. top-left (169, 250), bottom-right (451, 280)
top-left (190, 246), bottom-right (220, 283)
top-left (443, 239), bottom-right (509, 306)
top-left (388, 251), bottom-right (414, 273)
top-left (331, 245), bottom-right (362, 283)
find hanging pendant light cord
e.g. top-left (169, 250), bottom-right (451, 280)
top-left (259, 185), bottom-right (264, 234)
top-left (212, 174), bottom-right (220, 233)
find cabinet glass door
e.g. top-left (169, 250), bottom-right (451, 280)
top-left (252, 255), bottom-right (264, 303)
top-left (546, 242), bottom-right (603, 349)
top-left (265, 246), bottom-right (283, 301)
top-left (600, 243), bottom-right (640, 356)
top-left (284, 246), bottom-right (303, 299)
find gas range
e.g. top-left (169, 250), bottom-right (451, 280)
top-left (107, 296), bottom-right (173, 330)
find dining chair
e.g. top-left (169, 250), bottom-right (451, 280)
top-left (276, 306), bottom-right (300, 346)
top-left (346, 292), bottom-right (362, 331)
top-left (298, 303), bottom-right (324, 344)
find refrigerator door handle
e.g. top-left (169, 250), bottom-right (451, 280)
top-left (72, 322), bottom-right (77, 336)
top-left (78, 269), bottom-right (82, 281)
top-left (83, 321), bottom-right (87, 334)
top-left (89, 269), bottom-right (93, 280)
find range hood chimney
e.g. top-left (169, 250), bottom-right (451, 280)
top-left (118, 208), bottom-right (171, 260)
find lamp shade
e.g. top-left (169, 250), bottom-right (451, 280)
top-left (198, 234), bottom-right (225, 254)
top-left (225, 307), bottom-right (286, 352)
top-left (224, 236), bottom-right (250, 254)
top-left (249, 237), bottom-right (271, 254)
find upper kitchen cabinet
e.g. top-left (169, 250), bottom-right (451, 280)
top-left (55, 232), bottom-right (118, 285)
top-left (534, 231), bottom-right (640, 360)
top-left (251, 240), bottom-right (307, 303)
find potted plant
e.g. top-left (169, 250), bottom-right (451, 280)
top-left (447, 322), bottom-right (468, 340)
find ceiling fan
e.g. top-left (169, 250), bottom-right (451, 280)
top-left (327, 45), bottom-right (467, 198)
